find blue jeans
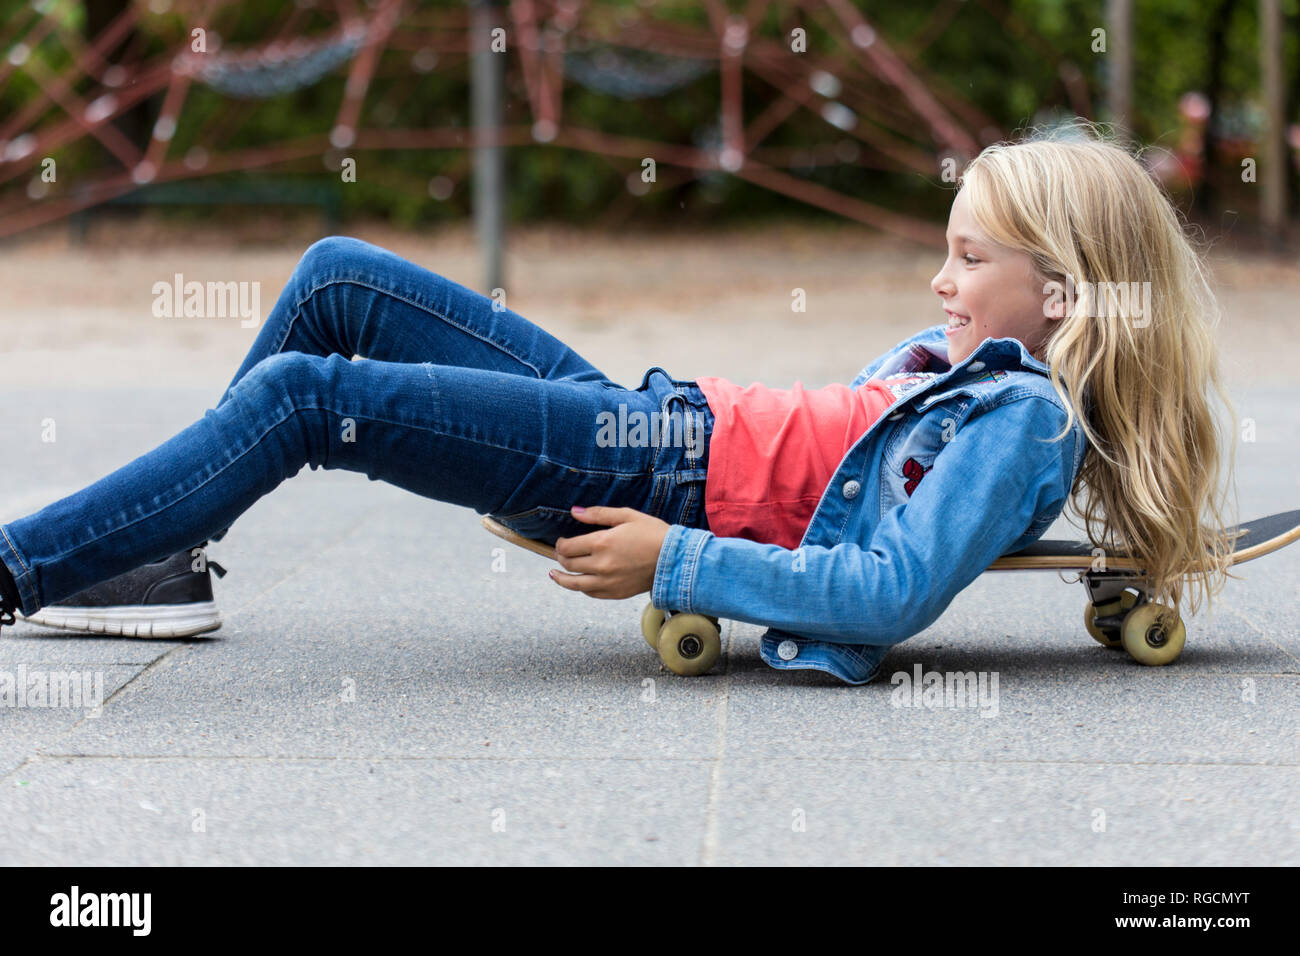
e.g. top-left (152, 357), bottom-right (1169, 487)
top-left (0, 237), bottom-right (714, 615)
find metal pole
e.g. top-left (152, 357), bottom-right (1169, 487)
top-left (472, 0), bottom-right (505, 294)
top-left (1106, 0), bottom-right (1133, 143)
top-left (1259, 0), bottom-right (1286, 244)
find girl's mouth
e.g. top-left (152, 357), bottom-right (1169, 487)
top-left (944, 310), bottom-right (971, 335)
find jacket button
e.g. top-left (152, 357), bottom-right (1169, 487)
top-left (777, 639), bottom-right (799, 661)
top-left (842, 479), bottom-right (861, 499)
top-left (967, 360), bottom-right (986, 372)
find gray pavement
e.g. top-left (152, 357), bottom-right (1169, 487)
top-left (0, 385), bottom-right (1297, 865)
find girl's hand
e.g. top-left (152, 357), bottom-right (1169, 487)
top-left (549, 506), bottom-right (670, 600)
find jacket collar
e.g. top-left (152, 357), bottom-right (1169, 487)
top-left (900, 325), bottom-right (1052, 378)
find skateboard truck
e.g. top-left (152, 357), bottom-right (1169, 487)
top-left (1078, 570), bottom-right (1185, 665)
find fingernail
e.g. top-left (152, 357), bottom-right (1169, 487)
top-left (572, 505), bottom-right (585, 513)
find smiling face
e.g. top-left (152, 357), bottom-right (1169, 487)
top-left (931, 187), bottom-right (1062, 366)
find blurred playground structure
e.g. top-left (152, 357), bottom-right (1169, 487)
top-left (0, 0), bottom-right (1296, 287)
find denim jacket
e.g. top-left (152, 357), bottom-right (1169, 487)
top-left (651, 324), bottom-right (1089, 685)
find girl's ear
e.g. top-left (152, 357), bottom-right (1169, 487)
top-left (1039, 270), bottom-right (1071, 321)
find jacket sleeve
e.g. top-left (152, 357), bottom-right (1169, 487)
top-left (651, 395), bottom-right (1076, 644)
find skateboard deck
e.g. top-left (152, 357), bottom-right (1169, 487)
top-left (989, 509), bottom-right (1300, 571)
top-left (482, 509), bottom-right (1300, 673)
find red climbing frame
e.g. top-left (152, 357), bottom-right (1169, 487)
top-left (0, 0), bottom-right (1083, 244)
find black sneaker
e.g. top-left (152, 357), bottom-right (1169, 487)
top-left (20, 543), bottom-right (227, 638)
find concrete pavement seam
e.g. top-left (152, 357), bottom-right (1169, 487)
top-left (700, 622), bottom-right (734, 867)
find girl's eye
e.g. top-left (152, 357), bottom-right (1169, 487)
top-left (963, 254), bottom-right (979, 265)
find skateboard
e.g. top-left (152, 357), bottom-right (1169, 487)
top-left (483, 509), bottom-right (1300, 674)
top-left (987, 508), bottom-right (1300, 665)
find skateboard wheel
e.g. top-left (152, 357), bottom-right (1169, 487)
top-left (1120, 602), bottom-right (1186, 666)
top-left (655, 614), bottom-right (721, 676)
top-left (640, 603), bottom-right (666, 649)
top-left (1084, 591), bottom-right (1137, 648)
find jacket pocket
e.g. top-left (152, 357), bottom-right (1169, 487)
top-left (915, 385), bottom-right (978, 413)
top-left (879, 399), bottom-right (973, 511)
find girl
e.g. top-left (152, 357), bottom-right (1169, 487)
top-left (2, 124), bottom-right (1236, 685)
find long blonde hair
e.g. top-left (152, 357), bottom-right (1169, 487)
top-left (958, 121), bottom-right (1238, 616)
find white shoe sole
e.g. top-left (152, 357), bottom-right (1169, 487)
top-left (20, 602), bottom-right (222, 638)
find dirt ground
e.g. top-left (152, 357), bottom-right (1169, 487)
top-left (1, 215), bottom-right (1296, 393)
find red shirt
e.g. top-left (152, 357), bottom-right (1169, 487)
top-left (695, 375), bottom-right (931, 549)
